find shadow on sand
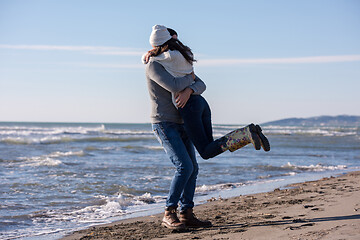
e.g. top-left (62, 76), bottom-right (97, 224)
top-left (188, 214), bottom-right (360, 233)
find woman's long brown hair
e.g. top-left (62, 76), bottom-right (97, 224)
top-left (149, 38), bottom-right (196, 65)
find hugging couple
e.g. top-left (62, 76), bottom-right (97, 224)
top-left (143, 25), bottom-right (270, 230)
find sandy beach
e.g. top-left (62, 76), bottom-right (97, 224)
top-left (62, 171), bottom-right (360, 240)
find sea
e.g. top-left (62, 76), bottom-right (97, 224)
top-left (0, 121), bottom-right (359, 239)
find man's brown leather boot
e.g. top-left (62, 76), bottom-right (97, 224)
top-left (162, 206), bottom-right (186, 230)
top-left (179, 208), bottom-right (212, 228)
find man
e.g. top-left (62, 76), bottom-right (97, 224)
top-left (145, 25), bottom-right (212, 230)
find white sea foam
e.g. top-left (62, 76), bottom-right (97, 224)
top-left (212, 124), bottom-right (358, 137)
top-left (0, 192), bottom-right (165, 239)
top-left (1, 136), bottom-right (72, 144)
top-left (262, 125), bottom-right (358, 137)
top-left (145, 145), bottom-right (164, 151)
top-left (33, 192), bottom-right (164, 226)
top-left (70, 199), bottom-right (125, 223)
top-left (84, 146), bottom-right (116, 151)
top-left (18, 151), bottom-right (84, 167)
top-left (1, 135), bottom-right (155, 145)
top-left (19, 157), bottom-right (62, 167)
top-left (195, 177), bottom-right (294, 196)
top-left (282, 162), bottom-right (347, 171)
top-left (196, 182), bottom-right (243, 194)
top-left (195, 163), bottom-right (347, 195)
top-left (0, 124), bottom-right (154, 145)
top-left (53, 150), bottom-right (85, 157)
top-left (0, 125), bottom-right (105, 136)
top-left (104, 129), bottom-right (153, 135)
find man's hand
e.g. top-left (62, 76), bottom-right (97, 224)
top-left (175, 87), bottom-right (194, 108)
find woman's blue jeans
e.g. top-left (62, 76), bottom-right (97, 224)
top-left (178, 95), bottom-right (224, 159)
top-left (152, 122), bottom-right (198, 211)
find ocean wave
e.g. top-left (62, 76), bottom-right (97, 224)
top-left (196, 182), bottom-right (243, 194)
top-left (122, 145), bottom-right (164, 153)
top-left (195, 177), bottom-right (293, 195)
top-left (2, 191), bottom-right (163, 239)
top-left (104, 129), bottom-right (153, 135)
top-left (23, 192), bottom-right (164, 227)
top-left (211, 125), bottom-right (358, 137)
top-left (0, 124), bottom-right (155, 146)
top-left (263, 125), bottom-right (358, 137)
top-left (257, 172), bottom-right (297, 180)
top-left (20, 157), bottom-right (62, 167)
top-left (281, 162), bottom-right (347, 172)
top-left (2, 125), bottom-right (357, 146)
top-left (84, 146), bottom-right (117, 151)
top-left (18, 150), bottom-right (85, 167)
top-left (1, 135), bottom-right (156, 145)
top-left (0, 124), bottom-right (153, 136)
top-left (254, 162), bottom-right (347, 173)
top-left (194, 163), bottom-right (348, 192)
top-left (0, 192), bottom-right (164, 240)
top-left (0, 125), bottom-right (106, 136)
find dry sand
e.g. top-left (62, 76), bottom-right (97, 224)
top-left (62, 171), bottom-right (360, 240)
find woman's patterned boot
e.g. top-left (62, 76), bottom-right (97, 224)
top-left (255, 125), bottom-right (270, 152)
top-left (220, 123), bottom-right (261, 152)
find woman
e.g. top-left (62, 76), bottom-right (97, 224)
top-left (146, 25), bottom-right (270, 159)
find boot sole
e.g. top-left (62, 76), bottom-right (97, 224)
top-left (255, 125), bottom-right (270, 152)
top-left (249, 124), bottom-right (261, 150)
top-left (161, 222), bottom-right (186, 230)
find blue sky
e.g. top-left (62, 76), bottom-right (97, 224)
top-left (0, 0), bottom-right (359, 124)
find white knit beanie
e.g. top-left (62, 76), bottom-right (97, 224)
top-left (149, 25), bottom-right (171, 47)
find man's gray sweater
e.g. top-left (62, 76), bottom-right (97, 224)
top-left (146, 61), bottom-right (206, 124)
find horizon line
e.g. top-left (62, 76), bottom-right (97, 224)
top-left (0, 114), bottom-right (358, 125)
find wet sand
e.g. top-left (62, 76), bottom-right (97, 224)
top-left (62, 171), bottom-right (360, 240)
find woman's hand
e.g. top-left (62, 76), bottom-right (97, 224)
top-left (191, 71), bottom-right (196, 80)
top-left (144, 52), bottom-right (151, 63)
top-left (144, 51), bottom-right (153, 63)
top-left (144, 49), bottom-right (156, 63)
top-left (175, 87), bottom-right (194, 108)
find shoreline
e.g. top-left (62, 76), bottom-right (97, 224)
top-left (61, 171), bottom-right (360, 240)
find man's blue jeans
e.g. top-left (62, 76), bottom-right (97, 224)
top-left (152, 122), bottom-right (198, 211)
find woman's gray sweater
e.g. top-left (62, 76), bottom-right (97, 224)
top-left (146, 61), bottom-right (206, 124)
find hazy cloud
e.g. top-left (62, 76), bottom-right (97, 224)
top-left (197, 55), bottom-right (360, 66)
top-left (2, 44), bottom-right (359, 67)
top-left (76, 63), bottom-right (143, 69)
top-left (0, 44), bottom-right (144, 56)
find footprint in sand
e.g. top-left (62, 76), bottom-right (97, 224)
top-left (304, 205), bottom-right (315, 208)
top-left (287, 223), bottom-right (315, 230)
